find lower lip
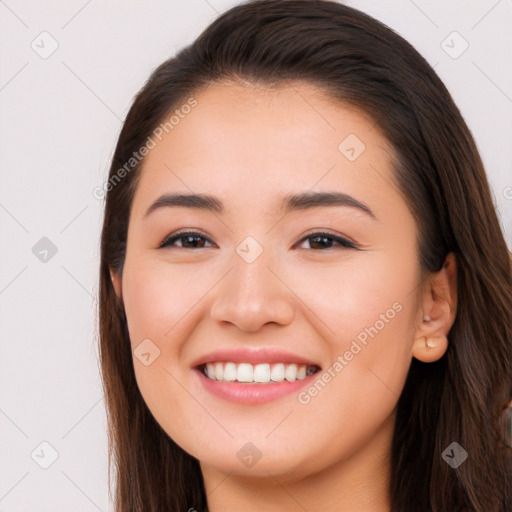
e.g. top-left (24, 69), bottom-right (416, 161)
top-left (194, 368), bottom-right (318, 405)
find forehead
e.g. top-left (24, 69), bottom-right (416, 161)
top-left (131, 81), bottom-right (400, 218)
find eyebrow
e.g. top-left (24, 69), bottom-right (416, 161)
top-left (144, 191), bottom-right (376, 219)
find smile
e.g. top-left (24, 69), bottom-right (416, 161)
top-left (200, 362), bottom-right (319, 384)
top-left (192, 347), bottom-right (322, 404)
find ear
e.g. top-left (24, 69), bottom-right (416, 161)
top-left (412, 252), bottom-right (457, 363)
top-left (109, 266), bottom-right (124, 306)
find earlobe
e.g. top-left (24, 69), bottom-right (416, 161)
top-left (412, 334), bottom-right (449, 363)
top-left (412, 252), bottom-right (457, 363)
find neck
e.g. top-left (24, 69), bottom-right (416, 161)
top-left (201, 412), bottom-right (394, 512)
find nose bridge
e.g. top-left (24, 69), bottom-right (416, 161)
top-left (209, 235), bottom-right (294, 331)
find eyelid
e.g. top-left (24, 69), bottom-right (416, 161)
top-left (297, 228), bottom-right (358, 247)
top-left (159, 229), bottom-right (216, 249)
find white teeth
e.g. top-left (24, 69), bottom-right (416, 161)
top-left (206, 363), bottom-right (216, 380)
top-left (285, 364), bottom-right (297, 382)
top-left (215, 362), bottom-right (223, 381)
top-left (223, 362), bottom-right (237, 381)
top-left (237, 363), bottom-right (253, 382)
top-left (270, 363), bottom-right (285, 382)
top-left (203, 362), bottom-right (315, 383)
top-left (253, 363), bottom-right (271, 383)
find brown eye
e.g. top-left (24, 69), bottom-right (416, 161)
top-left (159, 231), bottom-right (214, 249)
top-left (296, 232), bottom-right (358, 250)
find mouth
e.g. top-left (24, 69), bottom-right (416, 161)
top-left (198, 362), bottom-right (320, 384)
top-left (192, 348), bottom-right (322, 405)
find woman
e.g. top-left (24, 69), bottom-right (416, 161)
top-left (97, 1), bottom-right (512, 510)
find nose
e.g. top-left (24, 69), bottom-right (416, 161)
top-left (209, 249), bottom-right (295, 333)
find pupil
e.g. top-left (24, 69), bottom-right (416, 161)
top-left (310, 235), bottom-right (332, 249)
top-left (184, 235), bottom-right (203, 248)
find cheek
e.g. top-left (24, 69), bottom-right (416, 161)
top-left (120, 261), bottom-right (195, 427)
top-left (122, 259), bottom-right (205, 346)
top-left (121, 259), bottom-right (216, 408)
top-left (282, 249), bottom-right (418, 345)
top-left (290, 291), bottom-right (415, 472)
top-left (292, 252), bottom-right (417, 416)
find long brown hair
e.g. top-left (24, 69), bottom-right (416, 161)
top-left (97, 1), bottom-right (512, 510)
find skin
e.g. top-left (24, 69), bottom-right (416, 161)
top-left (111, 81), bottom-right (457, 511)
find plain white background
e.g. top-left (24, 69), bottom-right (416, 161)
top-left (0, 1), bottom-right (511, 510)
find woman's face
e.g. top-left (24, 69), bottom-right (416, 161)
top-left (113, 81), bottom-right (429, 480)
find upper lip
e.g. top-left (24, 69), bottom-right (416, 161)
top-left (191, 347), bottom-right (321, 368)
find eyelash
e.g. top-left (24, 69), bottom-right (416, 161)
top-left (159, 230), bottom-right (359, 251)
